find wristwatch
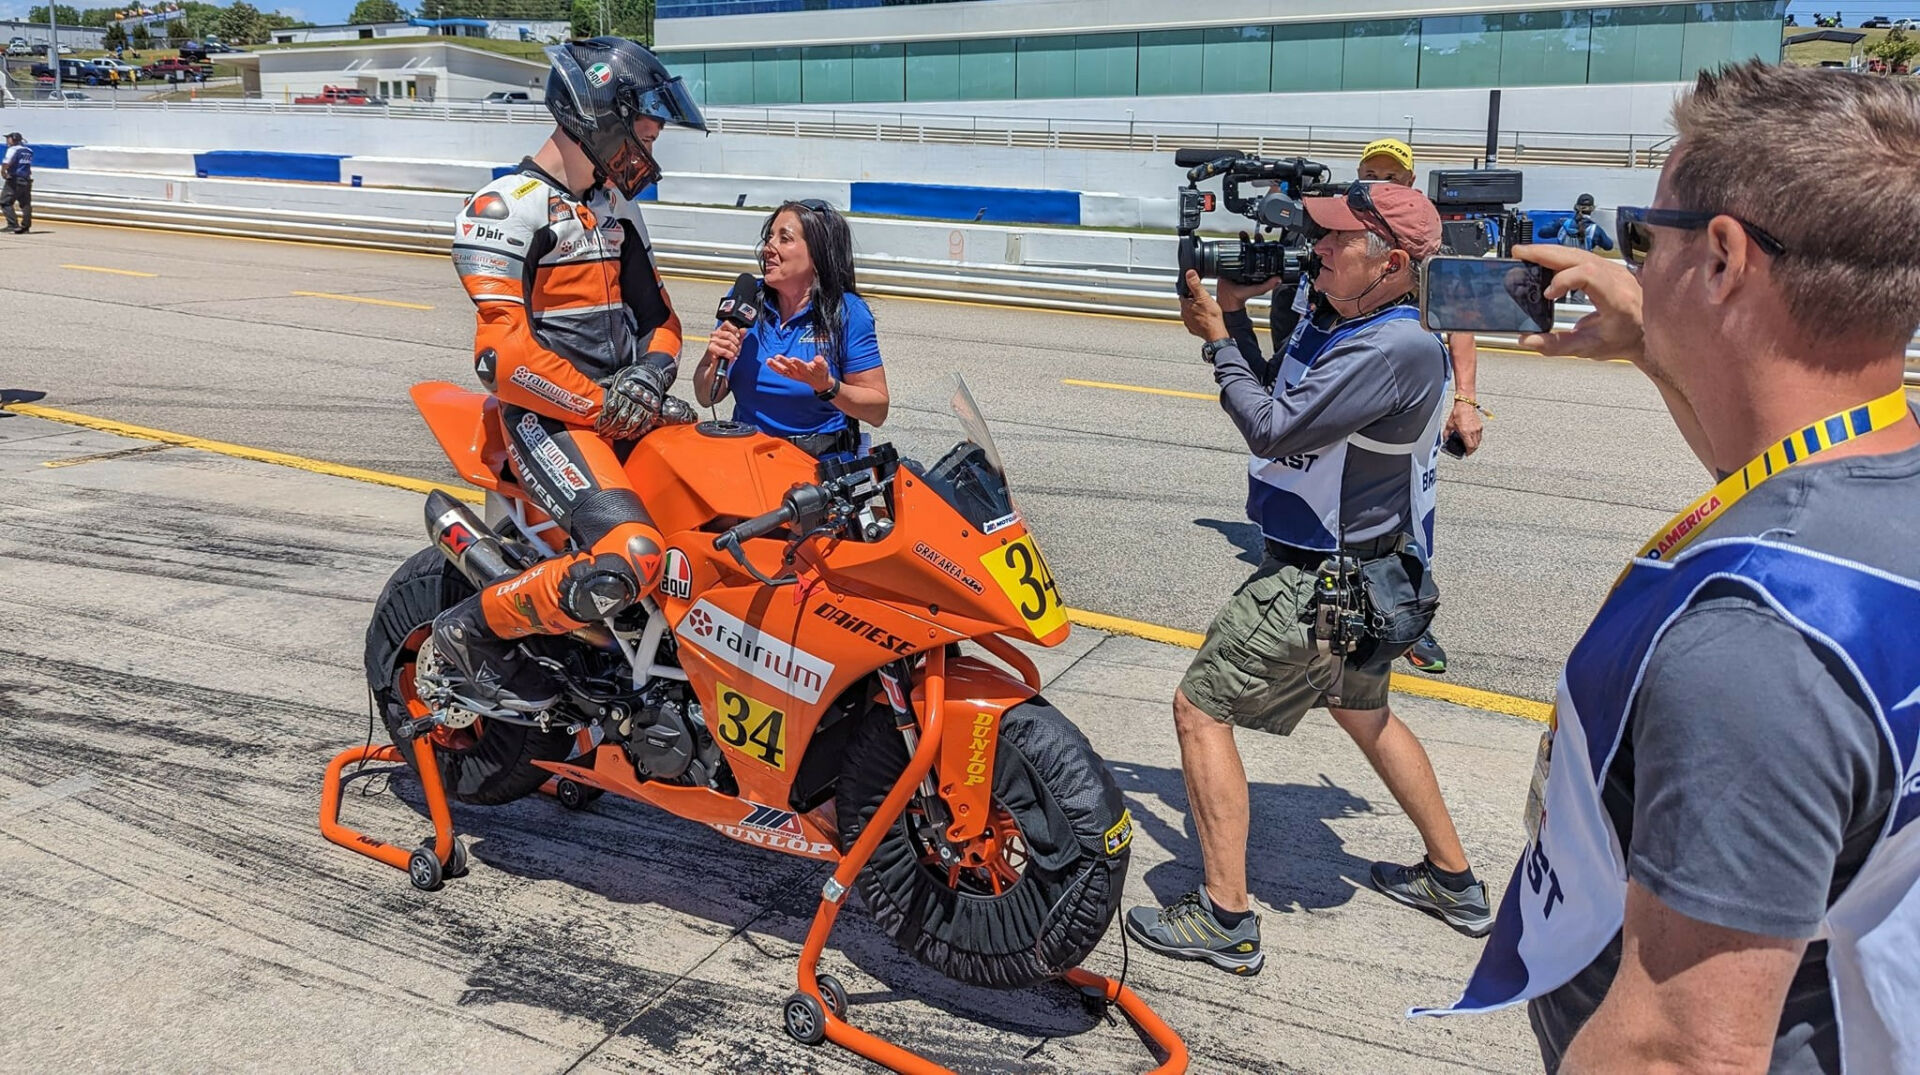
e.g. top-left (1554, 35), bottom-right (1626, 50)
top-left (1201, 337), bottom-right (1234, 365)
top-left (815, 377), bottom-right (841, 402)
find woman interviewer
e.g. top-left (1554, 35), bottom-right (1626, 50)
top-left (693, 199), bottom-right (889, 454)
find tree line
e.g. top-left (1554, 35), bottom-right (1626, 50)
top-left (25, 0), bottom-right (650, 44)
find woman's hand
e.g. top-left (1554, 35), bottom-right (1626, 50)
top-left (703, 321), bottom-right (744, 365)
top-left (766, 353), bottom-right (835, 393)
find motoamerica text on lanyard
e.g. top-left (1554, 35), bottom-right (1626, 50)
top-left (1523, 387), bottom-right (1913, 840)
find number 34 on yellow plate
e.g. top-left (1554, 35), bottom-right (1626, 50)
top-left (980, 535), bottom-right (1068, 640)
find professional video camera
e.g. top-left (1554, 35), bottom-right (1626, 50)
top-left (1427, 168), bottom-right (1531, 257)
top-left (1173, 148), bottom-right (1331, 295)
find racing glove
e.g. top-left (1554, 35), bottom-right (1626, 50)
top-left (596, 354), bottom-right (678, 440)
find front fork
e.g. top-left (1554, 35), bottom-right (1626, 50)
top-left (877, 652), bottom-right (1008, 848)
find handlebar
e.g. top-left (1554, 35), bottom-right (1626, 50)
top-left (713, 502), bottom-right (798, 550)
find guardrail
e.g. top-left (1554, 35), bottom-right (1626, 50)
top-left (2, 95), bottom-right (1675, 168)
top-left (33, 186), bottom-right (1920, 379)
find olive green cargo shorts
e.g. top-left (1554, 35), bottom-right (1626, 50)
top-left (1178, 555), bottom-right (1398, 734)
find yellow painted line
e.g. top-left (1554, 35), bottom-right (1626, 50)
top-left (1069, 605), bottom-right (1552, 722)
top-left (4, 398), bottom-right (1550, 721)
top-left (292, 290), bottom-right (434, 310)
top-left (2, 403), bottom-right (482, 504)
top-left (57, 218), bottom-right (447, 260)
top-left (1064, 378), bottom-right (1215, 401)
top-left (62, 263), bottom-right (158, 278)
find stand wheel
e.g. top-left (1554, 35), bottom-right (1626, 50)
top-left (407, 846), bottom-right (444, 891)
top-left (782, 992), bottom-right (827, 1046)
top-left (555, 778), bottom-right (600, 810)
top-left (443, 838), bottom-right (469, 879)
top-left (815, 973), bottom-right (848, 1020)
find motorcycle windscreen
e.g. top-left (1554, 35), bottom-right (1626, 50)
top-left (920, 375), bottom-right (1018, 535)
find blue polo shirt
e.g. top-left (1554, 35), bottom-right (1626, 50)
top-left (725, 289), bottom-right (882, 437)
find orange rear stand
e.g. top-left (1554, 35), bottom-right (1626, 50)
top-left (785, 648), bottom-right (1188, 1074)
top-left (319, 736), bottom-right (464, 891)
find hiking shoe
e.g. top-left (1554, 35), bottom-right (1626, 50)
top-left (1123, 889), bottom-right (1264, 976)
top-left (1405, 630), bottom-right (1448, 674)
top-left (1369, 859), bottom-right (1493, 937)
top-left (429, 595), bottom-right (560, 714)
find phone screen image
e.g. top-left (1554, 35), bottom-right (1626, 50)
top-left (1421, 257), bottom-right (1555, 334)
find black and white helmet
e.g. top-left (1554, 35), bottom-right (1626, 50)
top-left (545, 37), bottom-right (706, 198)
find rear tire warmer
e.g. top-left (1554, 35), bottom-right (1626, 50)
top-left (836, 697), bottom-right (1132, 989)
top-left (365, 547), bottom-right (574, 806)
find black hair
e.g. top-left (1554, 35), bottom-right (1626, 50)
top-left (760, 199), bottom-right (860, 371)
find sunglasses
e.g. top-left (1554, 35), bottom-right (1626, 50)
top-left (795, 198), bottom-right (832, 213)
top-left (1345, 181), bottom-right (1404, 252)
top-left (1617, 206), bottom-right (1787, 269)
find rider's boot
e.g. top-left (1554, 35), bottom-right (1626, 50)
top-left (430, 595), bottom-right (562, 714)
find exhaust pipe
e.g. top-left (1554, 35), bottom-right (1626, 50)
top-left (423, 491), bottom-right (622, 653)
top-left (425, 490), bottom-right (518, 588)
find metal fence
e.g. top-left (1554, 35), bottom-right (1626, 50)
top-left (0, 95), bottom-right (1677, 166)
top-left (30, 185), bottom-right (1920, 378)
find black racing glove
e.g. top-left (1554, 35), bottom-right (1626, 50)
top-left (596, 353), bottom-right (677, 440)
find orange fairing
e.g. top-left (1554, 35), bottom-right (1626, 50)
top-left (410, 381), bottom-right (507, 492)
top-left (919, 655), bottom-right (1035, 845)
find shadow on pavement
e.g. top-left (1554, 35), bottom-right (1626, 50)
top-left (1109, 761), bottom-right (1376, 915)
top-left (1193, 516), bottom-right (1264, 567)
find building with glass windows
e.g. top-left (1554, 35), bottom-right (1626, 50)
top-left (655, 0), bottom-right (1784, 110)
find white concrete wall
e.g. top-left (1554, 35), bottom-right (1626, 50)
top-left (25, 107), bottom-right (1663, 224)
top-left (66, 146), bottom-right (199, 176)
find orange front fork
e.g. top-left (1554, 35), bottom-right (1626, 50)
top-left (318, 735), bottom-right (459, 888)
top-left (791, 646), bottom-right (1188, 1074)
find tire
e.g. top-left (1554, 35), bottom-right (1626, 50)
top-left (837, 697), bottom-right (1132, 989)
top-left (364, 546), bottom-right (573, 806)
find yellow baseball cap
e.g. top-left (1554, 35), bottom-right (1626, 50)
top-left (1360, 137), bottom-right (1415, 171)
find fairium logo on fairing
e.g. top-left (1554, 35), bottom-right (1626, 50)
top-left (675, 599), bottom-right (835, 703)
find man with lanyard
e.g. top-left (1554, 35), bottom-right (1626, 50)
top-left (3, 132), bottom-right (32, 234)
top-left (1126, 182), bottom-right (1494, 976)
top-left (430, 38), bottom-right (703, 714)
top-left (1418, 62), bottom-right (1920, 1074)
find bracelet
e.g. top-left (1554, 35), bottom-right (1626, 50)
top-left (1454, 394), bottom-right (1492, 418)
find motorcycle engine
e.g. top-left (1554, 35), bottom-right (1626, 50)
top-left (604, 682), bottom-right (725, 789)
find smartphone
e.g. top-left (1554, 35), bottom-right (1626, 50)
top-left (1441, 432), bottom-right (1468, 459)
top-left (1420, 256), bottom-right (1555, 334)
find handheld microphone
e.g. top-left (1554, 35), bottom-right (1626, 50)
top-left (712, 272), bottom-right (761, 382)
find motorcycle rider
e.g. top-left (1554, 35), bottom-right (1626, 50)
top-left (430, 37), bottom-right (705, 713)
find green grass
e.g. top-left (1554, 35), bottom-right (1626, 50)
top-left (1782, 24), bottom-right (1897, 66)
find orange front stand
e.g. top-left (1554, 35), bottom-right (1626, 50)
top-left (319, 736), bottom-right (462, 890)
top-left (788, 649), bottom-right (1188, 1074)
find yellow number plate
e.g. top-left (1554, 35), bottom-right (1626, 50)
top-left (981, 535), bottom-right (1068, 640)
top-left (714, 685), bottom-right (788, 770)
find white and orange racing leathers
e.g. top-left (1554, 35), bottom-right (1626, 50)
top-left (451, 157), bottom-right (684, 638)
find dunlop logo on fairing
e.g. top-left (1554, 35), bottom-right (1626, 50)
top-left (676, 599), bottom-right (835, 704)
top-left (964, 711), bottom-right (995, 787)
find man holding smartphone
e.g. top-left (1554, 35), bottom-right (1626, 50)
top-left (1126, 183), bottom-right (1492, 975)
top-left (1423, 61), bottom-right (1920, 1074)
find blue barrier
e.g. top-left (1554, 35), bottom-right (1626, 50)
top-left (491, 165), bottom-right (517, 180)
top-left (25, 144), bottom-right (69, 169)
top-left (194, 150), bottom-right (347, 183)
top-left (850, 181), bottom-right (1079, 226)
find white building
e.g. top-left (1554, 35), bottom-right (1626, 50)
top-left (225, 41), bottom-right (548, 103)
top-left (268, 17), bottom-right (569, 47)
top-left (0, 20), bottom-right (108, 50)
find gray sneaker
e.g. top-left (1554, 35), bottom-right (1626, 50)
top-left (1369, 859), bottom-right (1493, 937)
top-left (1123, 889), bottom-right (1264, 976)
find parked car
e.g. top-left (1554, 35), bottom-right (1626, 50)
top-left (35, 88), bottom-right (90, 100)
top-left (481, 91), bottom-right (535, 105)
top-left (6, 37), bottom-right (29, 56)
top-left (1860, 14), bottom-right (1893, 27)
top-left (294, 84), bottom-right (383, 105)
top-left (140, 58), bottom-right (209, 82)
top-left (92, 58), bottom-right (138, 79)
top-left (1893, 17), bottom-right (1919, 28)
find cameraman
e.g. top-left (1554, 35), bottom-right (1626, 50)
top-left (1125, 184), bottom-right (1491, 975)
top-left (1217, 136), bottom-right (1480, 675)
top-left (1535, 192), bottom-right (1616, 252)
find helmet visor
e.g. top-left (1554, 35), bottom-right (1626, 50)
top-left (634, 78), bottom-right (705, 132)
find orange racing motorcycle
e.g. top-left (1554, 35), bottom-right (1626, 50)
top-left (325, 376), bottom-right (1184, 1070)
